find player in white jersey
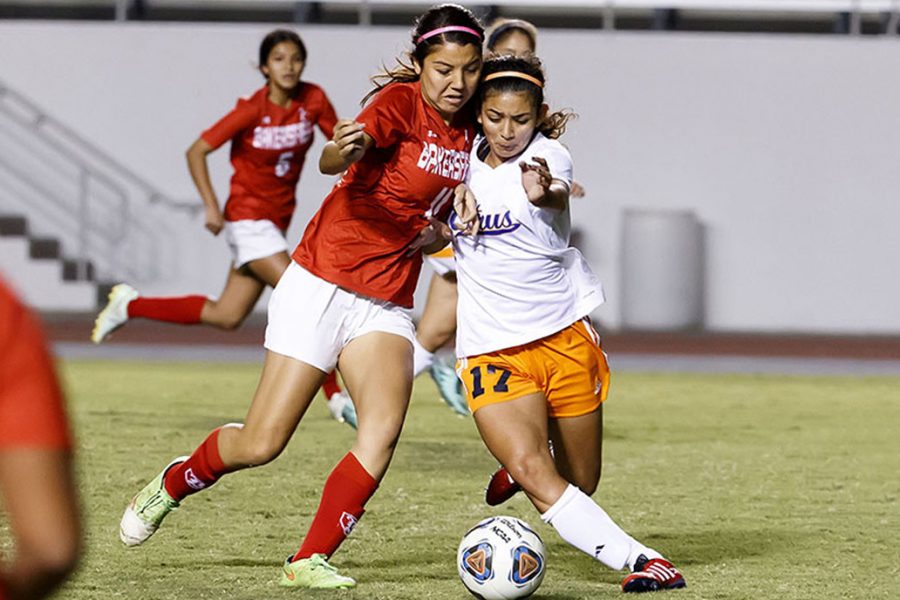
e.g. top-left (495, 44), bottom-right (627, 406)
top-left (452, 55), bottom-right (686, 594)
top-left (415, 18), bottom-right (591, 415)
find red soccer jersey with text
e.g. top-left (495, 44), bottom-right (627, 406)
top-left (293, 81), bottom-right (474, 308)
top-left (0, 277), bottom-right (72, 450)
top-left (201, 83), bottom-right (337, 231)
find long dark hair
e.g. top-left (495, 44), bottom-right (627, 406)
top-left (478, 55), bottom-right (574, 139)
top-left (363, 4), bottom-right (484, 104)
top-left (258, 29), bottom-right (307, 79)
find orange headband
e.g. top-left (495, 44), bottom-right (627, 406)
top-left (483, 71), bottom-right (543, 88)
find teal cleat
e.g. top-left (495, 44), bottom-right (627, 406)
top-left (327, 391), bottom-right (358, 429)
top-left (429, 357), bottom-right (469, 416)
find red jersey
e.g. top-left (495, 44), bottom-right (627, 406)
top-left (0, 277), bottom-right (72, 450)
top-left (201, 82), bottom-right (337, 231)
top-left (293, 81), bottom-right (475, 308)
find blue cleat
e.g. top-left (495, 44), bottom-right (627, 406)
top-left (429, 357), bottom-right (469, 416)
top-left (327, 391), bottom-right (358, 430)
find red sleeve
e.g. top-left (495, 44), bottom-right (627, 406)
top-left (312, 86), bottom-right (338, 140)
top-left (200, 96), bottom-right (258, 150)
top-left (356, 84), bottom-right (416, 149)
top-left (0, 279), bottom-right (72, 450)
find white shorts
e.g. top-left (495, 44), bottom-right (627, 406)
top-left (425, 246), bottom-right (456, 277)
top-left (264, 262), bottom-right (416, 372)
top-left (224, 219), bottom-right (288, 268)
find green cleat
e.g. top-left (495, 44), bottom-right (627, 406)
top-left (279, 553), bottom-right (357, 589)
top-left (119, 457), bottom-right (186, 546)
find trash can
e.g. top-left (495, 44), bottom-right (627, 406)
top-left (620, 208), bottom-right (704, 331)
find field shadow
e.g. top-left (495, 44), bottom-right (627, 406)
top-left (178, 557), bottom-right (277, 569)
top-left (644, 526), bottom-right (803, 566)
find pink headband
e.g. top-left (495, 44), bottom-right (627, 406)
top-left (416, 25), bottom-right (482, 45)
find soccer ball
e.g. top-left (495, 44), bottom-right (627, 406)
top-left (457, 516), bottom-right (546, 600)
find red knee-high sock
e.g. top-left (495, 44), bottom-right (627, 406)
top-left (164, 427), bottom-right (234, 501)
top-left (128, 295), bottom-right (206, 324)
top-left (321, 370), bottom-right (343, 399)
top-left (292, 452), bottom-right (378, 561)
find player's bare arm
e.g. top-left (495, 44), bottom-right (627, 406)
top-left (520, 156), bottom-right (568, 211)
top-left (186, 137), bottom-right (225, 235)
top-left (319, 119), bottom-right (371, 175)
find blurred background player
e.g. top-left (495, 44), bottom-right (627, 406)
top-left (0, 276), bottom-right (81, 600)
top-left (117, 4), bottom-right (483, 589)
top-left (453, 56), bottom-right (685, 593)
top-left (413, 16), bottom-right (586, 417)
top-left (89, 29), bottom-right (357, 427)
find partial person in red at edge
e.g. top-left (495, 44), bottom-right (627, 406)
top-left (0, 276), bottom-right (81, 600)
top-left (118, 4), bottom-right (483, 590)
top-left (90, 29), bottom-right (357, 426)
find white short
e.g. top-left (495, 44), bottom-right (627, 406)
top-left (224, 219), bottom-right (288, 268)
top-left (425, 247), bottom-right (456, 277)
top-left (264, 262), bottom-right (415, 372)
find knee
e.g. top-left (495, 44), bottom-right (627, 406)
top-left (504, 452), bottom-right (553, 492)
top-left (232, 433), bottom-right (284, 467)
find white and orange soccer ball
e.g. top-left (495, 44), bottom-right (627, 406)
top-left (457, 516), bottom-right (546, 600)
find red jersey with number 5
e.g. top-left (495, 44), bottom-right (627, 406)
top-left (293, 81), bottom-right (474, 308)
top-left (201, 83), bottom-right (337, 231)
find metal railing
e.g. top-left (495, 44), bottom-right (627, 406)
top-left (0, 79), bottom-right (197, 283)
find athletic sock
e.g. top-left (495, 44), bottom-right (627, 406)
top-left (541, 484), bottom-right (659, 571)
top-left (127, 295), bottom-right (206, 324)
top-left (291, 452), bottom-right (378, 561)
top-left (321, 370), bottom-right (342, 399)
top-left (412, 338), bottom-right (434, 378)
top-left (164, 426), bottom-right (236, 501)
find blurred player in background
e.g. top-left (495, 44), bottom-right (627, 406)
top-left (453, 56), bottom-right (685, 593)
top-left (90, 29), bottom-right (357, 427)
top-left (0, 276), bottom-right (81, 600)
top-left (117, 4), bottom-right (483, 589)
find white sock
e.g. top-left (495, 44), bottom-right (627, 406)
top-left (412, 338), bottom-right (434, 378)
top-left (541, 484), bottom-right (659, 571)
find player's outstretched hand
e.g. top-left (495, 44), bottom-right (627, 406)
top-left (204, 205), bottom-right (225, 236)
top-left (332, 119), bottom-right (367, 163)
top-left (453, 184), bottom-right (480, 236)
top-left (520, 156), bottom-right (552, 204)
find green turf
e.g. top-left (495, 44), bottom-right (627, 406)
top-left (29, 362), bottom-right (900, 598)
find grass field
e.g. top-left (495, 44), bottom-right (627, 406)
top-left (22, 361), bottom-right (900, 599)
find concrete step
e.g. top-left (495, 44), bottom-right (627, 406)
top-left (62, 258), bottom-right (95, 282)
top-left (29, 237), bottom-right (61, 259)
top-left (0, 214), bottom-right (28, 236)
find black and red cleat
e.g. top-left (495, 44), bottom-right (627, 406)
top-left (485, 466), bottom-right (522, 506)
top-left (621, 555), bottom-right (686, 593)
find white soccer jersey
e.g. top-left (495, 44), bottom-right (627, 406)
top-left (453, 133), bottom-right (605, 358)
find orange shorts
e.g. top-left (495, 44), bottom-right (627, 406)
top-left (456, 318), bottom-right (610, 418)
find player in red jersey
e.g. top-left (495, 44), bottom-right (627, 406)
top-left (118, 5), bottom-right (483, 589)
top-left (0, 277), bottom-right (81, 600)
top-left (90, 30), bottom-right (356, 425)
